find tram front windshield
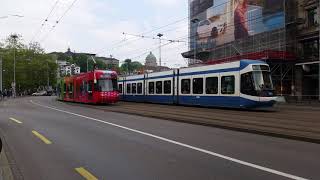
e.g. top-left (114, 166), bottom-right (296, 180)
top-left (96, 79), bottom-right (117, 92)
top-left (241, 66), bottom-right (274, 96)
top-left (252, 71), bottom-right (273, 91)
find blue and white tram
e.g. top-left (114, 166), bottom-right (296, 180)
top-left (118, 60), bottom-right (277, 109)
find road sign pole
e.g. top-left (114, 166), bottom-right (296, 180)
top-left (0, 57), bottom-right (2, 92)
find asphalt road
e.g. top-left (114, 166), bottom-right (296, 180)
top-left (0, 96), bottom-right (319, 180)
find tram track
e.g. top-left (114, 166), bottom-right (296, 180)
top-left (120, 103), bottom-right (320, 124)
top-left (108, 103), bottom-right (320, 127)
top-left (63, 101), bottom-right (320, 143)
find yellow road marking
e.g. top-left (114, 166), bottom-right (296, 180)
top-left (32, 131), bottom-right (52, 144)
top-left (75, 167), bottom-right (98, 180)
top-left (9, 117), bottom-right (22, 124)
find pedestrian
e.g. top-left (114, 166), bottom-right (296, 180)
top-left (3, 89), bottom-right (7, 99)
top-left (8, 89), bottom-right (12, 98)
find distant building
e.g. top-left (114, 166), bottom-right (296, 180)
top-left (96, 56), bottom-right (120, 69)
top-left (50, 48), bottom-right (120, 74)
top-left (143, 52), bottom-right (171, 72)
top-left (145, 52), bottom-right (157, 67)
top-left (58, 62), bottom-right (81, 76)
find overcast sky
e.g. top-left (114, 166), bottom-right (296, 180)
top-left (1, 0), bottom-right (189, 67)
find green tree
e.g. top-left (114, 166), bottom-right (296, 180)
top-left (0, 34), bottom-right (57, 93)
top-left (120, 59), bottom-right (143, 74)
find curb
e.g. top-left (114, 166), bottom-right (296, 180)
top-left (0, 149), bottom-right (14, 180)
top-left (0, 129), bottom-right (23, 180)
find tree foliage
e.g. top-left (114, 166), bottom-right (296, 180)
top-left (120, 59), bottom-right (143, 74)
top-left (0, 34), bottom-right (57, 93)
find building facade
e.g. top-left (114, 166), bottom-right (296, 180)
top-left (182, 0), bottom-right (319, 101)
top-left (57, 60), bottom-right (81, 77)
top-left (144, 52), bottom-right (171, 72)
top-left (96, 56), bottom-right (120, 69)
top-left (145, 52), bottom-right (158, 67)
top-left (51, 48), bottom-right (120, 76)
top-left (294, 0), bottom-right (319, 101)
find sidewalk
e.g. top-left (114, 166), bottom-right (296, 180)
top-left (0, 148), bottom-right (14, 180)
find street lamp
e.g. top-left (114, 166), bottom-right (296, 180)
top-left (10, 34), bottom-right (18, 98)
top-left (191, 18), bottom-right (200, 66)
top-left (157, 33), bottom-right (163, 67)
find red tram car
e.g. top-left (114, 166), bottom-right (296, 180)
top-left (57, 70), bottom-right (119, 104)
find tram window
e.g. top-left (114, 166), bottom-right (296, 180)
top-left (119, 84), bottom-right (123, 93)
top-left (132, 83), bottom-right (137, 94)
top-left (77, 83), bottom-right (80, 96)
top-left (127, 83), bottom-right (131, 94)
top-left (149, 82), bottom-right (155, 94)
top-left (181, 79), bottom-right (191, 94)
top-left (221, 76), bottom-right (235, 94)
top-left (88, 81), bottom-right (93, 92)
top-left (164, 80), bottom-right (171, 94)
top-left (156, 81), bottom-right (163, 94)
top-left (63, 83), bottom-right (66, 93)
top-left (193, 78), bottom-right (203, 94)
top-left (84, 81), bottom-right (88, 93)
top-left (137, 83), bottom-right (142, 94)
top-left (69, 83), bottom-right (73, 98)
top-left (206, 77), bottom-right (218, 94)
top-left (241, 73), bottom-right (257, 96)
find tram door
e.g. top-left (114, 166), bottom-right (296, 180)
top-left (79, 80), bottom-right (88, 103)
top-left (191, 75), bottom-right (205, 106)
top-left (88, 80), bottom-right (93, 101)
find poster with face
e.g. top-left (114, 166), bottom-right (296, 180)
top-left (189, 0), bottom-right (285, 50)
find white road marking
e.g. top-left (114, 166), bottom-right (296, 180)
top-left (30, 100), bottom-right (308, 180)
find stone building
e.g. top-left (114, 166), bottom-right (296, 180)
top-left (145, 52), bottom-right (157, 67)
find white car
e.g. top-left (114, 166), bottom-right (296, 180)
top-left (32, 91), bottom-right (47, 96)
top-left (196, 19), bottom-right (227, 40)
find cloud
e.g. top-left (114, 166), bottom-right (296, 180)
top-left (0, 0), bottom-right (189, 68)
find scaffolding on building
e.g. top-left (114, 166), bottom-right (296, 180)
top-left (183, 0), bottom-right (302, 96)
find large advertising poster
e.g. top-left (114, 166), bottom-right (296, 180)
top-left (190, 0), bottom-right (285, 50)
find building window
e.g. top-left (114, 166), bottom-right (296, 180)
top-left (206, 77), bottom-right (218, 94)
top-left (307, 8), bottom-right (318, 27)
top-left (181, 79), bottom-right (191, 94)
top-left (193, 78), bottom-right (203, 94)
top-left (149, 82), bottom-right (154, 94)
top-left (156, 81), bottom-right (163, 94)
top-left (221, 76), bottom-right (235, 94)
top-left (127, 83), bottom-right (131, 94)
top-left (164, 80), bottom-right (171, 94)
top-left (137, 83), bottom-right (142, 94)
top-left (132, 83), bottom-right (137, 94)
top-left (303, 39), bottom-right (319, 59)
top-left (118, 84), bottom-right (123, 93)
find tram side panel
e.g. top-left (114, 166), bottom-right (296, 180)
top-left (177, 62), bottom-right (242, 108)
top-left (123, 74), bottom-right (145, 102)
top-left (145, 70), bottom-right (175, 104)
